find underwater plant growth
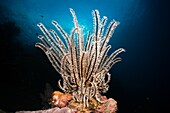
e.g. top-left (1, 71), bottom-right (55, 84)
top-left (35, 8), bottom-right (125, 112)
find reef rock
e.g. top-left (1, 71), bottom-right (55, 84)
top-left (15, 93), bottom-right (117, 113)
top-left (15, 107), bottom-right (73, 113)
top-left (96, 96), bottom-right (117, 113)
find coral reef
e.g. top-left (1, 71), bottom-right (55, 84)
top-left (16, 91), bottom-right (117, 113)
top-left (16, 8), bottom-right (125, 113)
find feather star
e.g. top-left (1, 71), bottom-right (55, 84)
top-left (35, 8), bottom-right (125, 108)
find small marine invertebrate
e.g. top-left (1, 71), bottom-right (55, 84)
top-left (35, 8), bottom-right (125, 111)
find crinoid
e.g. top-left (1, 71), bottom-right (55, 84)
top-left (35, 8), bottom-right (125, 111)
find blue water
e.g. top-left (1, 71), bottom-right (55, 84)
top-left (0, 0), bottom-right (149, 45)
top-left (0, 0), bottom-right (168, 112)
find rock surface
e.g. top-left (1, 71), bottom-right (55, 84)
top-left (15, 91), bottom-right (117, 113)
top-left (15, 97), bottom-right (117, 113)
top-left (15, 107), bottom-right (73, 113)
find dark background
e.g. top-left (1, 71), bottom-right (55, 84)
top-left (0, 0), bottom-right (169, 113)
